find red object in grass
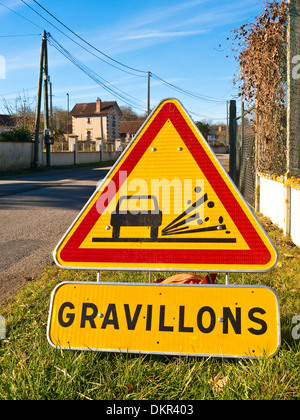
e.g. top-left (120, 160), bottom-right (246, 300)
top-left (155, 273), bottom-right (217, 285)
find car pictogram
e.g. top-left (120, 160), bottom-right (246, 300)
top-left (110, 195), bottom-right (163, 240)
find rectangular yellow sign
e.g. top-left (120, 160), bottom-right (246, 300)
top-left (47, 283), bottom-right (280, 358)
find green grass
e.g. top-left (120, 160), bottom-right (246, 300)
top-left (0, 215), bottom-right (299, 400)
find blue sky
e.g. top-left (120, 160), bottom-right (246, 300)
top-left (0, 0), bottom-right (265, 122)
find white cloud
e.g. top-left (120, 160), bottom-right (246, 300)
top-left (129, 0), bottom-right (210, 28)
top-left (177, 1), bottom-right (261, 29)
top-left (0, 0), bottom-right (32, 17)
top-left (5, 47), bottom-right (40, 72)
top-left (87, 0), bottom-right (212, 56)
top-left (121, 30), bottom-right (208, 41)
top-left (90, 0), bottom-right (258, 57)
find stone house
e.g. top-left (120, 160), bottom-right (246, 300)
top-left (70, 98), bottom-right (122, 141)
top-left (207, 124), bottom-right (228, 145)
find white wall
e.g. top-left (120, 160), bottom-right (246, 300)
top-left (259, 174), bottom-right (300, 247)
top-left (0, 141), bottom-right (33, 171)
top-left (42, 151), bottom-right (121, 167)
top-left (73, 115), bottom-right (105, 141)
top-left (260, 177), bottom-right (285, 231)
top-left (291, 188), bottom-right (300, 246)
top-left (42, 152), bottom-right (75, 167)
top-left (0, 140), bottom-right (120, 172)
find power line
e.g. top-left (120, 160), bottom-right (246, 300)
top-left (25, 0), bottom-right (228, 104)
top-left (48, 34), bottom-right (147, 113)
top-left (0, 34), bottom-right (41, 37)
top-left (187, 109), bottom-right (227, 121)
top-left (48, 34), bottom-right (146, 108)
top-left (151, 73), bottom-right (227, 104)
top-left (32, 0), bottom-right (148, 75)
top-left (0, 1), bottom-right (43, 30)
top-left (49, 36), bottom-right (226, 117)
top-left (20, 0), bottom-right (147, 78)
top-left (3, 0), bottom-right (228, 112)
top-left (0, 87), bottom-right (37, 98)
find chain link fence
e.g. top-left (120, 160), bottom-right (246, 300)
top-left (288, 0), bottom-right (300, 177)
top-left (230, 96), bottom-right (299, 209)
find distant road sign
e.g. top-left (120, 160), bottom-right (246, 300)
top-left (54, 98), bottom-right (277, 272)
top-left (47, 282), bottom-right (281, 358)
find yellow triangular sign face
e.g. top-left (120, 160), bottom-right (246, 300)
top-left (54, 99), bottom-right (277, 272)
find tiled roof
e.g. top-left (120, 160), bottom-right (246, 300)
top-left (119, 120), bottom-right (144, 134)
top-left (71, 101), bottom-right (117, 116)
top-left (209, 124), bottom-right (227, 134)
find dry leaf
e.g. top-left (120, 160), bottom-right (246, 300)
top-left (126, 384), bottom-right (134, 393)
top-left (209, 373), bottom-right (229, 394)
top-left (283, 254), bottom-right (295, 259)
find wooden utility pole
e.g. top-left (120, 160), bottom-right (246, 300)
top-left (50, 82), bottom-right (53, 135)
top-left (43, 31), bottom-right (51, 167)
top-left (33, 32), bottom-right (46, 168)
top-left (33, 31), bottom-right (51, 168)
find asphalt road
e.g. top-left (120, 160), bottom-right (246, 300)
top-left (0, 166), bottom-right (110, 305)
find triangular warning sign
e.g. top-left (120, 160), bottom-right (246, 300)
top-left (54, 99), bottom-right (277, 273)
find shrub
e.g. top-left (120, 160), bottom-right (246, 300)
top-left (0, 128), bottom-right (33, 142)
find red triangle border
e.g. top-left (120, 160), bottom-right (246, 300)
top-left (59, 102), bottom-right (274, 270)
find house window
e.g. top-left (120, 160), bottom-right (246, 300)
top-left (87, 130), bottom-right (92, 141)
top-left (87, 117), bottom-right (91, 124)
top-left (112, 115), bottom-right (116, 128)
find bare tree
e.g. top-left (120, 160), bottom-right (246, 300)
top-left (2, 91), bottom-right (36, 132)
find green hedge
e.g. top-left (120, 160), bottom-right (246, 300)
top-left (0, 128), bottom-right (33, 142)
